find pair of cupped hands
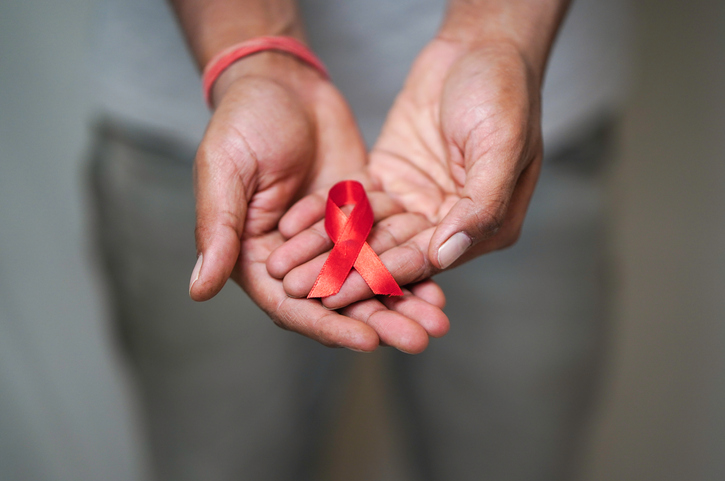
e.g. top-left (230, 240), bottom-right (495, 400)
top-left (188, 38), bottom-right (544, 354)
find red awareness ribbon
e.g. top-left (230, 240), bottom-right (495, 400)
top-left (308, 181), bottom-right (403, 298)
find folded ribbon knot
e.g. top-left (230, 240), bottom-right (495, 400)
top-left (308, 181), bottom-right (403, 298)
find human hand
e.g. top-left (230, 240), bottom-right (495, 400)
top-left (270, 38), bottom-right (543, 308)
top-left (371, 39), bottom-right (544, 268)
top-left (188, 53), bottom-right (448, 352)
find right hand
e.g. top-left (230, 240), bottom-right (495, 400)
top-left (188, 53), bottom-right (449, 353)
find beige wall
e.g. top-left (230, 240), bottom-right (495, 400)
top-left (584, 1), bottom-right (725, 479)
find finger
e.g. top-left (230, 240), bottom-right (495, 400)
top-left (340, 296), bottom-right (430, 354)
top-left (429, 148), bottom-right (541, 271)
top-left (374, 159), bottom-right (539, 284)
top-left (236, 237), bottom-right (381, 351)
top-left (268, 221), bottom-right (332, 279)
top-left (274, 296), bottom-right (381, 351)
top-left (276, 289), bottom-right (447, 353)
top-left (282, 213), bottom-right (432, 299)
top-left (268, 193), bottom-right (408, 279)
top-left (428, 159), bottom-right (517, 270)
top-left (323, 159), bottom-right (541, 308)
top-left (189, 140), bottom-right (256, 302)
top-left (243, 234), bottom-right (447, 352)
top-left (278, 190), bottom-right (404, 239)
top-left (277, 191), bottom-right (327, 239)
top-left (380, 288), bottom-right (449, 338)
top-left (456, 156), bottom-right (541, 260)
top-left (408, 279), bottom-right (446, 309)
top-left (320, 227), bottom-right (435, 309)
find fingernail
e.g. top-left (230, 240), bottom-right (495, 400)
top-left (189, 253), bottom-right (203, 296)
top-left (437, 232), bottom-right (472, 269)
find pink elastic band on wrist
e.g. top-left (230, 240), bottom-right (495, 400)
top-left (202, 36), bottom-right (330, 108)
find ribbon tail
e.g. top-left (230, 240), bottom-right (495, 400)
top-left (354, 243), bottom-right (403, 296)
top-left (308, 240), bottom-right (363, 298)
top-left (307, 179), bottom-right (402, 298)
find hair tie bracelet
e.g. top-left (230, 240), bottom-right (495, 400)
top-left (202, 36), bottom-right (329, 108)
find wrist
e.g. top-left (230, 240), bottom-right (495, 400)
top-left (436, 0), bottom-right (570, 83)
top-left (431, 36), bottom-right (543, 88)
top-left (170, 0), bottom-right (306, 68)
top-left (209, 47), bottom-right (329, 108)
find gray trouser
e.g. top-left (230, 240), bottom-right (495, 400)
top-left (89, 119), bottom-right (613, 481)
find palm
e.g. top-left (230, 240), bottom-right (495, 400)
top-left (193, 71), bottom-right (448, 352)
top-left (371, 39), bottom-right (541, 230)
top-left (369, 42), bottom-right (463, 225)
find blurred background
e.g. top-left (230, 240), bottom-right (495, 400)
top-left (1, 1), bottom-right (723, 480)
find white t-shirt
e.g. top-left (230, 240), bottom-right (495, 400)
top-left (91, 0), bottom-right (632, 153)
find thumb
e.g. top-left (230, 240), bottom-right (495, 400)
top-left (429, 129), bottom-right (539, 269)
top-left (429, 163), bottom-right (515, 270)
top-left (189, 140), bottom-right (255, 301)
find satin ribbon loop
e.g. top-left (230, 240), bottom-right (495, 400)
top-left (308, 181), bottom-right (403, 298)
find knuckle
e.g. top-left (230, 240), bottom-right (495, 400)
top-left (370, 222), bottom-right (400, 252)
top-left (312, 312), bottom-right (337, 343)
top-left (196, 208), bottom-right (244, 245)
top-left (271, 298), bottom-right (294, 331)
top-left (270, 316), bottom-right (290, 331)
top-left (310, 223), bottom-right (331, 243)
top-left (218, 208), bottom-right (244, 231)
top-left (398, 243), bottom-right (432, 282)
top-left (197, 131), bottom-right (259, 184)
top-left (470, 200), bottom-right (507, 239)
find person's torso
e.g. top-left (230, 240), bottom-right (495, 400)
top-left (91, 0), bottom-right (632, 154)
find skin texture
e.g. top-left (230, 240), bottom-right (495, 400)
top-left (173, 0), bottom-right (571, 351)
top-left (188, 53), bottom-right (449, 353)
top-left (270, 38), bottom-right (544, 310)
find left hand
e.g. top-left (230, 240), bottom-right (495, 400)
top-left (270, 38), bottom-right (544, 308)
